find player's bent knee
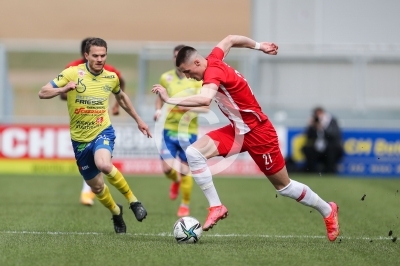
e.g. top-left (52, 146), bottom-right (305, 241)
top-left (96, 162), bottom-right (113, 174)
top-left (92, 183), bottom-right (104, 194)
top-left (186, 146), bottom-right (212, 186)
top-left (186, 146), bottom-right (206, 165)
top-left (163, 166), bottom-right (173, 175)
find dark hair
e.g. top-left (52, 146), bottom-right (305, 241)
top-left (313, 106), bottom-right (324, 114)
top-left (84, 38), bottom-right (107, 55)
top-left (175, 46), bottom-right (197, 67)
top-left (80, 38), bottom-right (92, 56)
top-left (174, 44), bottom-right (186, 53)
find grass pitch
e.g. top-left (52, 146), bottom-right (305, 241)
top-left (0, 174), bottom-right (399, 266)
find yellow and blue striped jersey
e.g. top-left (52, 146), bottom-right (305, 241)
top-left (160, 69), bottom-right (203, 134)
top-left (51, 63), bottom-right (120, 142)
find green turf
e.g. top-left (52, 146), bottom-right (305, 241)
top-left (0, 174), bottom-right (399, 266)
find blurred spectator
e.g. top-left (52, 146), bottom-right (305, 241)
top-left (301, 107), bottom-right (343, 174)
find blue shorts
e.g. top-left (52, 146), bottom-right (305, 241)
top-left (72, 125), bottom-right (116, 180)
top-left (160, 129), bottom-right (197, 162)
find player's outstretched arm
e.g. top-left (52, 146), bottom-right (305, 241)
top-left (115, 91), bottom-right (152, 138)
top-left (152, 84), bottom-right (218, 107)
top-left (216, 35), bottom-right (278, 57)
top-left (38, 81), bottom-right (76, 99)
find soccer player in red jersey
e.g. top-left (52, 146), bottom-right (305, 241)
top-left (62, 38), bottom-right (126, 206)
top-left (152, 35), bottom-right (340, 241)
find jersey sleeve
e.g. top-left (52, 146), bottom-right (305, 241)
top-left (159, 74), bottom-right (168, 88)
top-left (203, 47), bottom-right (226, 87)
top-left (112, 77), bottom-right (121, 94)
top-left (50, 67), bottom-right (75, 88)
top-left (208, 47), bottom-right (225, 60)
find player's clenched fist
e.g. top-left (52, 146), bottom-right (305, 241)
top-left (260, 42), bottom-right (278, 55)
top-left (62, 81), bottom-right (78, 93)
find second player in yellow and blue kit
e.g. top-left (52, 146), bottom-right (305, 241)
top-left (154, 45), bottom-right (206, 217)
top-left (159, 68), bottom-right (202, 164)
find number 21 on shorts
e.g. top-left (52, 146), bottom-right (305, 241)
top-left (263, 153), bottom-right (273, 170)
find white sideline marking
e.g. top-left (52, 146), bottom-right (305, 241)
top-left (0, 231), bottom-right (392, 241)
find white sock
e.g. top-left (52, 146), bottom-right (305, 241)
top-left (199, 181), bottom-right (222, 207)
top-left (186, 146), bottom-right (222, 207)
top-left (81, 181), bottom-right (92, 193)
top-left (277, 179), bottom-right (332, 217)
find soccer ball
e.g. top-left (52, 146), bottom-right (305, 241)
top-left (173, 216), bottom-right (203, 244)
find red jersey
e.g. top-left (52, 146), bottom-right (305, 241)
top-left (203, 47), bottom-right (268, 134)
top-left (65, 58), bottom-right (122, 79)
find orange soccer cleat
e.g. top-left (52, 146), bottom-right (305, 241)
top-left (80, 191), bottom-right (96, 206)
top-left (324, 202), bottom-right (340, 241)
top-left (177, 205), bottom-right (190, 217)
top-left (169, 181), bottom-right (180, 200)
top-left (203, 205), bottom-right (228, 231)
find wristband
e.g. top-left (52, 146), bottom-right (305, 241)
top-left (155, 109), bottom-right (162, 115)
top-left (254, 42), bottom-right (261, 50)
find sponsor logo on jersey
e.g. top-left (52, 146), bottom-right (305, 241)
top-left (102, 84), bottom-right (112, 92)
top-left (74, 99), bottom-right (104, 105)
top-left (77, 143), bottom-right (90, 152)
top-left (75, 121), bottom-right (102, 130)
top-left (74, 108), bottom-right (107, 114)
top-left (95, 117), bottom-right (104, 124)
top-left (76, 78), bottom-right (86, 93)
top-left (74, 95), bottom-right (106, 105)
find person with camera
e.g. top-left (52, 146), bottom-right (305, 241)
top-left (301, 107), bottom-right (344, 174)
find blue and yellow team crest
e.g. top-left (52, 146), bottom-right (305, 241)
top-left (103, 140), bottom-right (109, 146)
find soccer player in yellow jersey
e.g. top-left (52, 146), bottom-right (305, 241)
top-left (39, 38), bottom-right (152, 234)
top-left (154, 45), bottom-right (207, 217)
top-left (62, 38), bottom-right (128, 207)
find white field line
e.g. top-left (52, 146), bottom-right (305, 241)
top-left (0, 231), bottom-right (392, 241)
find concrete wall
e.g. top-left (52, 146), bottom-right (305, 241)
top-left (250, 0), bottom-right (400, 116)
top-left (1, 0), bottom-right (250, 42)
top-left (252, 0), bottom-right (400, 44)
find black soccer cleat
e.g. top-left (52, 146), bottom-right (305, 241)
top-left (111, 203), bottom-right (126, 234)
top-left (130, 201), bottom-right (147, 222)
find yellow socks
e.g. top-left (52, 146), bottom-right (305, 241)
top-left (165, 168), bottom-right (179, 182)
top-left (106, 166), bottom-right (137, 204)
top-left (180, 174), bottom-right (193, 206)
top-left (96, 184), bottom-right (120, 215)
